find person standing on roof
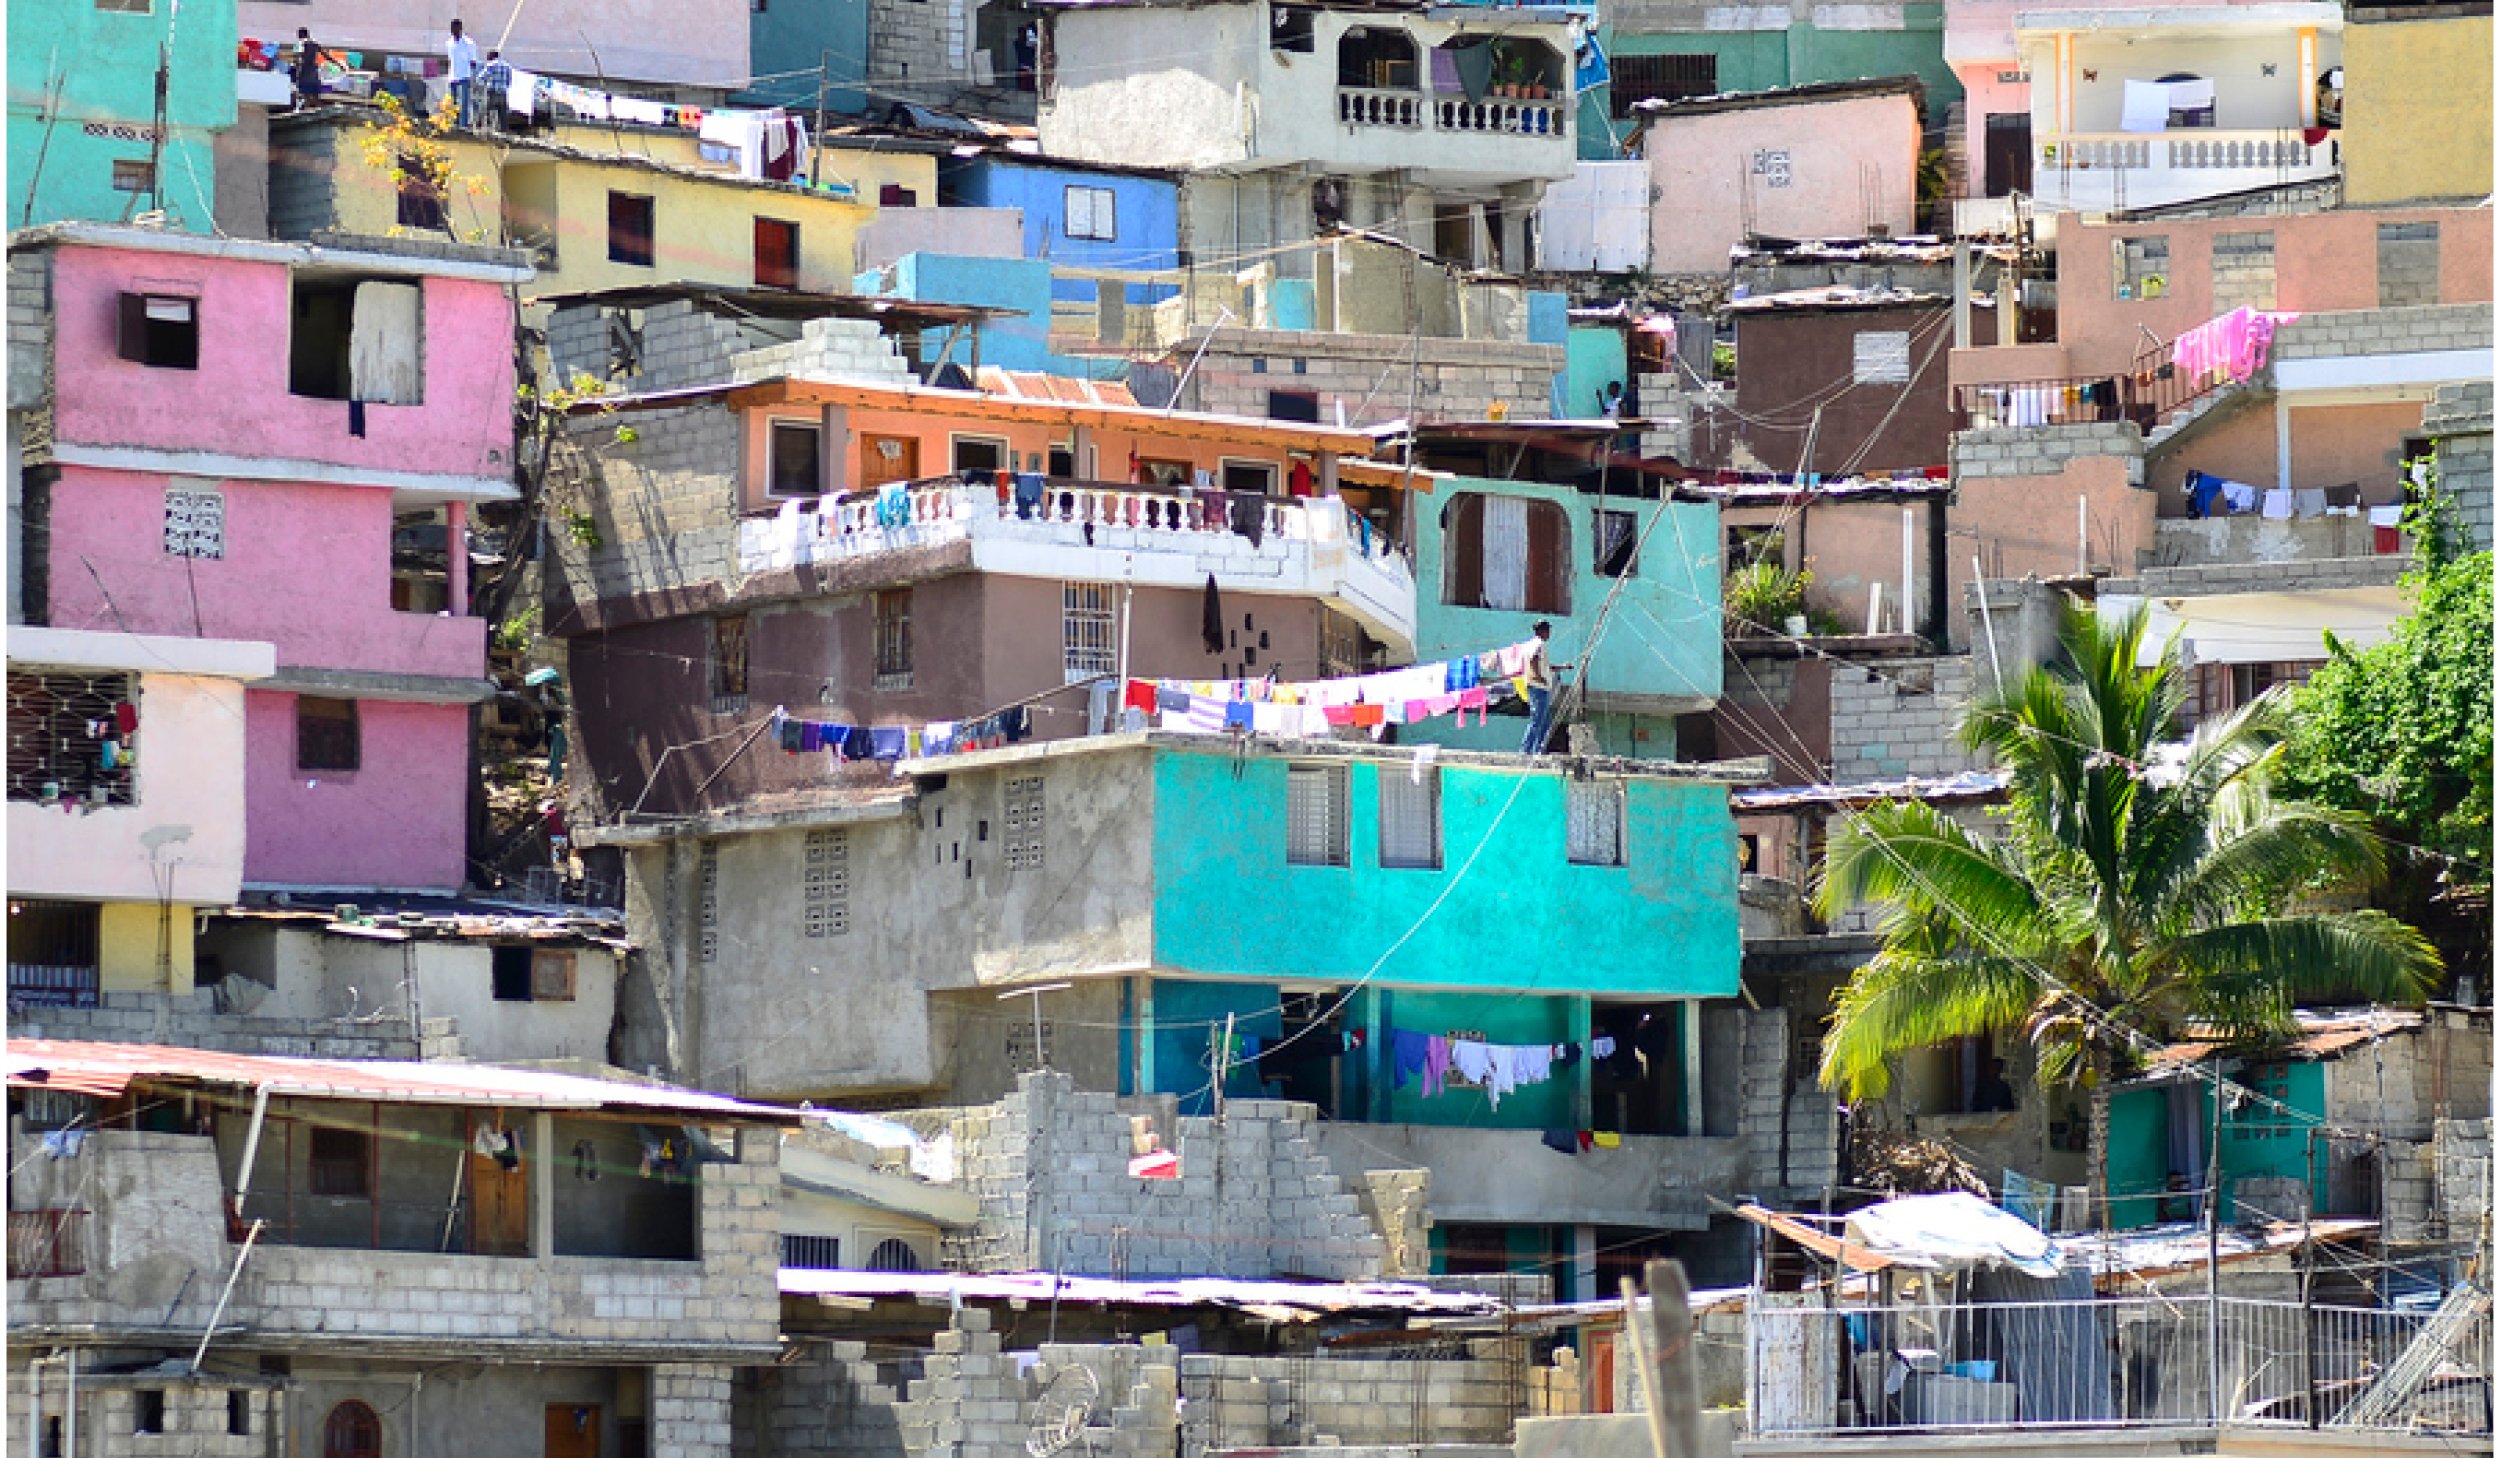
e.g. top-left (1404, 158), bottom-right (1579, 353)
top-left (445, 19), bottom-right (481, 127)
top-left (291, 29), bottom-right (330, 108)
top-left (1521, 620), bottom-right (1565, 756)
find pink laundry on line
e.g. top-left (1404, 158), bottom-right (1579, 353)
top-left (2171, 307), bottom-right (2300, 385)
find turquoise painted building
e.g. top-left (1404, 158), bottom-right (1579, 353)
top-left (1582, 8), bottom-right (1959, 159)
top-left (739, 0), bottom-right (870, 114)
top-left (2105, 1062), bottom-right (2326, 1231)
top-left (7, 0), bottom-right (236, 231)
top-left (1118, 741), bottom-right (1740, 1130)
top-left (1399, 466), bottom-right (1721, 758)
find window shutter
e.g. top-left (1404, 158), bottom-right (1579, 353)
top-left (1444, 496), bottom-right (1485, 608)
top-left (1525, 501), bottom-right (1568, 614)
top-left (117, 292), bottom-right (147, 362)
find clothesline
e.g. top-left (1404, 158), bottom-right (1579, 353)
top-left (1143, 637), bottom-right (1545, 741)
top-left (506, 74), bottom-right (814, 182)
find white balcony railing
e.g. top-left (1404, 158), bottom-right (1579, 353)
top-left (1435, 95), bottom-right (1566, 137)
top-left (2035, 129), bottom-right (2338, 210)
top-left (737, 479), bottom-right (1419, 650)
top-left (1338, 86), bottom-right (1423, 129)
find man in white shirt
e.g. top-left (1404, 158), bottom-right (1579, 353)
top-left (445, 19), bottom-right (481, 127)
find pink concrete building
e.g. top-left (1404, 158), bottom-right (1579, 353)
top-left (9, 224), bottom-right (532, 892)
top-left (1635, 78), bottom-right (1923, 276)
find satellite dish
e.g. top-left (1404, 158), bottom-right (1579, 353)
top-left (1026, 1363), bottom-right (1102, 1458)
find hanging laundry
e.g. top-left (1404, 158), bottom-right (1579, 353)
top-left (2260, 488), bottom-right (2295, 520)
top-left (1540, 1129), bottom-right (1579, 1155)
top-left (1423, 1035), bottom-right (1451, 1098)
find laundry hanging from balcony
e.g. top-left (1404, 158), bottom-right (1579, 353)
top-left (1140, 636), bottom-right (1542, 741)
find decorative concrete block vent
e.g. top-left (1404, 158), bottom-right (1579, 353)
top-left (934, 1072), bottom-right (1391, 1281)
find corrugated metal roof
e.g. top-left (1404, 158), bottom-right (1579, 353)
top-left (4, 1039), bottom-right (803, 1122)
top-left (973, 369), bottom-right (1138, 406)
top-left (1732, 770), bottom-right (2011, 811)
top-left (1732, 1204), bottom-right (1903, 1273)
top-left (2141, 1007), bottom-right (2427, 1072)
top-left (779, 1269), bottom-right (1508, 1318)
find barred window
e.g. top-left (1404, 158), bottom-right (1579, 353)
top-left (710, 614), bottom-right (750, 712)
top-left (1286, 764), bottom-right (1350, 867)
top-left (697, 842), bottom-right (720, 963)
top-left (805, 829), bottom-right (850, 937)
top-left (1566, 779), bottom-right (1626, 866)
top-left (1318, 607), bottom-right (1370, 680)
top-left (1004, 777), bottom-right (1046, 871)
top-left (873, 589), bottom-right (913, 690)
top-left (1378, 767), bottom-right (1441, 869)
top-left (308, 1127), bottom-right (371, 1199)
top-left (1610, 52), bottom-right (1716, 118)
top-left (1063, 582), bottom-right (1116, 683)
top-left (296, 696), bottom-right (359, 772)
top-left (7, 672), bottom-right (138, 805)
top-left (164, 485), bottom-right (224, 558)
top-left (782, 1233), bottom-right (840, 1269)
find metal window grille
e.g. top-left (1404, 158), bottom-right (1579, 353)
top-left (307, 1127), bottom-right (371, 1199)
top-left (1595, 509), bottom-right (1639, 578)
top-left (866, 1236), bottom-right (924, 1271)
top-left (109, 157), bottom-right (154, 189)
top-left (1062, 582), bottom-right (1117, 682)
top-left (710, 615), bottom-right (750, 712)
top-left (1378, 768), bottom-right (1441, 869)
top-left (1003, 777), bottom-right (1046, 871)
top-left (1565, 779), bottom-right (1626, 866)
top-left (7, 672), bottom-right (138, 806)
top-left (697, 842), bottom-right (720, 962)
top-left (7, 1209), bottom-right (86, 1278)
top-left (1286, 765), bottom-right (1350, 866)
top-left (804, 829), bottom-right (850, 937)
top-left (781, 1233), bottom-right (840, 1268)
top-left (1609, 53), bottom-right (1715, 118)
top-left (9, 900), bottom-right (100, 1009)
top-left (873, 590), bottom-right (913, 690)
top-left (164, 486), bottom-right (224, 558)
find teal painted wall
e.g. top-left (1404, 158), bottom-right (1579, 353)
top-left (1138, 979), bottom-right (1284, 1115)
top-left (1376, 988), bottom-right (1577, 1128)
top-left (1410, 477), bottom-right (1722, 707)
top-left (2105, 1063), bottom-right (2327, 1229)
top-left (1594, 9), bottom-right (1960, 133)
top-left (1149, 750), bottom-right (1740, 999)
top-left (741, 0), bottom-right (870, 113)
top-left (1565, 326), bottom-right (1630, 419)
top-left (9, 0), bottom-right (236, 230)
top-left (1403, 707), bottom-right (1676, 760)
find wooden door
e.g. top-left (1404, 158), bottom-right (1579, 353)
top-left (1983, 114), bottom-right (2033, 198)
top-left (467, 1112), bottom-right (530, 1256)
top-left (861, 434), bottom-right (921, 491)
top-left (545, 1405), bottom-right (600, 1458)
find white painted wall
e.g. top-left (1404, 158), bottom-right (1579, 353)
top-left (1536, 162), bottom-right (1653, 272)
top-left (6, 629), bottom-right (271, 907)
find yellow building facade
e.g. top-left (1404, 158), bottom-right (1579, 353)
top-left (2341, 11), bottom-right (2494, 205)
top-left (272, 112), bottom-right (938, 298)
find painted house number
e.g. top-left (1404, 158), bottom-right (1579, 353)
top-left (1752, 150), bottom-right (1793, 188)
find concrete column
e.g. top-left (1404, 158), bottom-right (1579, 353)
top-left (445, 500), bottom-right (468, 615)
top-left (820, 404), bottom-right (849, 493)
top-left (1317, 452), bottom-right (1339, 495)
top-left (1681, 1001), bottom-right (1703, 1139)
top-left (1365, 987), bottom-right (1394, 1124)
top-left (2297, 28), bottom-right (2319, 126)
top-left (2054, 33), bottom-right (2075, 135)
top-left (1569, 996), bottom-right (1593, 1130)
top-left (2275, 398), bottom-right (2295, 491)
top-left (529, 1110), bottom-right (555, 1259)
top-left (1134, 975), bottom-right (1155, 1094)
top-left (1574, 1224), bottom-right (1597, 1305)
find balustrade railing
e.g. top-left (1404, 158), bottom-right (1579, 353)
top-left (1435, 96), bottom-right (1564, 136)
top-left (1338, 87), bottom-right (1423, 129)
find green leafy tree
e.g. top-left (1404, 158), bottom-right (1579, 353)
top-left (1814, 601), bottom-right (2440, 1203)
top-left (2279, 491), bottom-right (2491, 981)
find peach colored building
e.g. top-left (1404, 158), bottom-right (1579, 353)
top-left (1637, 78), bottom-right (1922, 276)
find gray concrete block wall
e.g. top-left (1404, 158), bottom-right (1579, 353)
top-left (267, 127), bottom-right (347, 242)
top-left (1175, 331), bottom-right (1566, 432)
top-left (2427, 378), bottom-right (2494, 553)
top-left (2375, 223), bottom-right (2443, 308)
top-left (8, 246), bottom-right (52, 413)
top-left (1950, 421), bottom-right (2143, 482)
top-left (655, 1363), bottom-right (739, 1458)
top-left (2207, 230), bottom-right (2276, 314)
top-left (1827, 654), bottom-right (1988, 782)
top-left (936, 1072), bottom-right (1386, 1281)
top-left (2270, 302), bottom-right (2495, 362)
top-left (8, 992), bottom-right (443, 1061)
top-left (550, 401), bottom-right (745, 609)
top-left (1, 1373), bottom-right (276, 1458)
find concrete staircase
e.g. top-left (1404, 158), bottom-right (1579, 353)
top-left (2143, 368), bottom-right (2271, 457)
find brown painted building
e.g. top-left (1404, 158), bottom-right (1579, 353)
top-left (1700, 290), bottom-right (1957, 478)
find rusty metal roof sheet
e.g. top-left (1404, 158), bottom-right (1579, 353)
top-left (2141, 1007), bottom-right (2428, 1072)
top-left (4, 1039), bottom-right (802, 1122)
top-left (1732, 1204), bottom-right (1903, 1273)
top-left (779, 1268), bottom-right (1508, 1319)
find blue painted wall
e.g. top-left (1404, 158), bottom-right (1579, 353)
top-left (1149, 750), bottom-right (1739, 999)
top-left (1410, 477), bottom-right (1722, 708)
top-left (857, 252), bottom-right (1129, 381)
top-left (941, 155), bottom-right (1180, 309)
top-left (9, 0), bottom-right (235, 231)
top-left (738, 0), bottom-right (870, 113)
top-left (2105, 1062), bottom-right (2325, 1230)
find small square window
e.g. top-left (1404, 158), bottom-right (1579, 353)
top-left (1378, 767), bottom-right (1440, 870)
top-left (1286, 765), bottom-right (1350, 867)
top-left (110, 157), bottom-right (155, 190)
top-left (1566, 779), bottom-right (1626, 867)
top-left (1064, 185), bottom-right (1116, 241)
top-left (307, 1126), bottom-right (371, 1198)
top-left (1851, 330), bottom-right (1910, 385)
top-left (295, 697), bottom-right (360, 772)
top-left (1267, 389), bottom-right (1320, 423)
top-left (117, 292), bottom-right (197, 369)
top-left (134, 1391), bottom-right (165, 1434)
top-left (607, 192), bottom-right (655, 266)
top-left (492, 944), bottom-right (532, 1001)
top-left (395, 152), bottom-right (446, 231)
top-left (768, 421), bottom-right (821, 498)
top-left (879, 184), bottom-right (918, 207)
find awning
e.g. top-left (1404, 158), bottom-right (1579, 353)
top-left (1733, 1204), bottom-right (1903, 1273)
top-left (5, 1038), bottom-right (804, 1122)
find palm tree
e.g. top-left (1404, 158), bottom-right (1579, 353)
top-left (1813, 601), bottom-right (2440, 1214)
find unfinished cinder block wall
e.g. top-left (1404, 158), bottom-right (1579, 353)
top-left (934, 1072), bottom-right (1388, 1280)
